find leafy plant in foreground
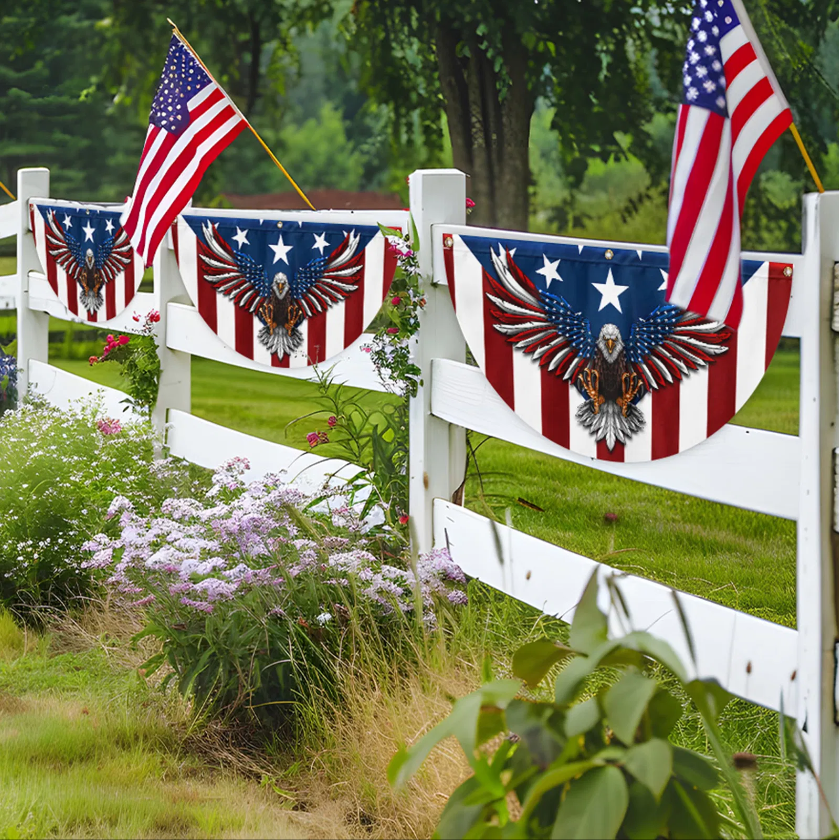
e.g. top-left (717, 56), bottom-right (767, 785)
top-left (0, 344), bottom-right (17, 417)
top-left (390, 572), bottom-right (765, 839)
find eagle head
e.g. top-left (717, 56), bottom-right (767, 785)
top-left (85, 248), bottom-right (95, 270)
top-left (271, 272), bottom-right (289, 300)
top-left (597, 323), bottom-right (624, 364)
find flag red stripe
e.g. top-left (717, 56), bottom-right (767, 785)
top-left (736, 109), bottom-right (792, 214)
top-left (651, 383), bottom-right (680, 459)
top-left (106, 271), bottom-right (116, 320)
top-left (482, 269), bottom-right (514, 408)
top-left (540, 370), bottom-right (569, 449)
top-left (197, 274), bottom-right (217, 334)
top-left (308, 314), bottom-right (327, 364)
top-left (723, 42), bottom-right (757, 85)
top-left (343, 257), bottom-right (365, 348)
top-left (667, 113), bottom-right (725, 281)
top-left (124, 258), bottom-right (135, 310)
top-left (234, 303), bottom-right (253, 360)
top-left (669, 106), bottom-right (690, 206)
top-left (707, 332), bottom-right (738, 437)
top-left (444, 239), bottom-right (456, 308)
top-left (730, 78), bottom-right (772, 146)
top-left (687, 169), bottom-right (736, 314)
top-left (765, 263), bottom-right (792, 368)
top-left (597, 439), bottom-right (624, 462)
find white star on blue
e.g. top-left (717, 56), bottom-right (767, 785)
top-left (150, 37), bottom-right (212, 135)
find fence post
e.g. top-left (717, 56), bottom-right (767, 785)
top-left (408, 169), bottom-right (467, 555)
top-left (150, 230), bottom-right (190, 437)
top-left (795, 190), bottom-right (839, 837)
top-left (15, 167), bottom-right (50, 397)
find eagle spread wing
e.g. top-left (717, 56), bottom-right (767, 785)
top-left (45, 211), bottom-right (86, 281)
top-left (486, 246), bottom-right (594, 383)
top-left (626, 305), bottom-right (730, 392)
top-left (198, 222), bottom-right (271, 314)
top-left (95, 229), bottom-right (133, 283)
top-left (290, 231), bottom-right (364, 318)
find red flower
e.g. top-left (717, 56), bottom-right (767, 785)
top-left (306, 432), bottom-right (320, 448)
top-left (118, 335), bottom-right (130, 346)
top-left (386, 327), bottom-right (399, 335)
top-left (88, 355), bottom-right (98, 365)
top-left (327, 416), bottom-right (337, 427)
top-left (466, 197), bottom-right (476, 209)
top-left (398, 514), bottom-right (410, 525)
top-left (391, 296), bottom-right (401, 306)
top-left (148, 310), bottom-right (161, 323)
top-left (132, 314), bottom-right (140, 322)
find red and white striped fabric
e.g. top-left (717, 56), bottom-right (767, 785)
top-left (30, 201), bottom-right (143, 323)
top-left (121, 36), bottom-right (247, 268)
top-left (444, 231), bottom-right (792, 463)
top-left (173, 217), bottom-right (397, 369)
top-left (666, 0), bottom-right (792, 329)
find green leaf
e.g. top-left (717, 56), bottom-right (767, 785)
top-left (623, 739), bottom-right (672, 801)
top-left (603, 671), bottom-right (657, 744)
top-left (552, 765), bottom-right (629, 839)
top-left (685, 678), bottom-right (732, 722)
top-left (667, 779), bottom-right (720, 839)
top-left (621, 632), bottom-right (688, 683)
top-left (565, 697), bottom-right (601, 738)
top-left (435, 776), bottom-right (490, 839)
top-left (647, 689), bottom-right (684, 739)
top-left (569, 571), bottom-right (608, 655)
top-left (512, 639), bottom-right (575, 688)
top-left (388, 679), bottom-right (521, 788)
top-left (671, 746), bottom-right (719, 790)
top-left (506, 700), bottom-right (566, 769)
top-left (623, 780), bottom-right (672, 840)
top-left (518, 760), bottom-right (601, 824)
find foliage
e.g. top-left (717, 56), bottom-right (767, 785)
top-left (84, 456), bottom-right (467, 723)
top-left (390, 571), bottom-right (768, 839)
top-left (0, 347), bottom-right (17, 416)
top-left (0, 399), bottom-right (205, 618)
top-left (89, 311), bottom-right (161, 419)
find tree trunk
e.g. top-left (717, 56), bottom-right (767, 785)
top-left (434, 22), bottom-right (535, 231)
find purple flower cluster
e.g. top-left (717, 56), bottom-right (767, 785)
top-left (82, 461), bottom-right (468, 624)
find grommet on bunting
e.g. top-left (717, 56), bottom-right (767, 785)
top-left (444, 235), bottom-right (454, 249)
top-left (605, 249), bottom-right (614, 260)
top-left (784, 266), bottom-right (793, 277)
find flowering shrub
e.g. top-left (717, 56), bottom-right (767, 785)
top-left (0, 400), bottom-right (208, 617)
top-left (89, 311), bottom-right (161, 418)
top-left (84, 458), bottom-right (467, 722)
top-left (0, 347), bottom-right (17, 417)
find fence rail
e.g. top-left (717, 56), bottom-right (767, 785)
top-left (3, 167), bottom-right (836, 837)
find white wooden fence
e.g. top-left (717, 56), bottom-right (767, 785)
top-left (2, 166), bottom-right (837, 837)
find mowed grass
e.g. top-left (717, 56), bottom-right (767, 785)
top-left (0, 619), bottom-right (308, 840)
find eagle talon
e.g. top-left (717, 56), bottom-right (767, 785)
top-left (581, 368), bottom-right (605, 415)
top-left (617, 372), bottom-right (643, 417)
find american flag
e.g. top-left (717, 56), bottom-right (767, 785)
top-left (121, 36), bottom-right (247, 267)
top-left (666, 0), bottom-right (791, 329)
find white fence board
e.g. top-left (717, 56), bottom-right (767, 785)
top-left (431, 358), bottom-right (800, 520)
top-left (28, 272), bottom-right (155, 333)
top-left (0, 274), bottom-right (15, 310)
top-left (0, 200), bottom-right (18, 239)
top-left (166, 408), bottom-right (364, 494)
top-left (28, 359), bottom-right (131, 417)
top-left (166, 302), bottom-right (386, 392)
top-left (434, 499), bottom-right (799, 715)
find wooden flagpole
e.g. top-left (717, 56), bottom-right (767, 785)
top-left (790, 123), bottom-right (825, 194)
top-left (166, 19), bottom-right (317, 211)
top-left (0, 180), bottom-right (15, 201)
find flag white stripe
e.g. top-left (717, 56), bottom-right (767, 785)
top-left (289, 319), bottom-right (309, 368)
top-left (324, 296), bottom-right (346, 362)
top-left (452, 235), bottom-right (486, 369)
top-left (623, 399), bottom-right (652, 462)
top-left (735, 264), bottom-right (769, 411)
top-left (732, 95), bottom-right (786, 182)
top-left (725, 59), bottom-right (764, 117)
top-left (706, 221), bottom-right (742, 322)
top-left (719, 25), bottom-right (749, 62)
top-left (362, 233), bottom-right (385, 328)
top-left (678, 367), bottom-right (710, 453)
top-left (512, 351), bottom-right (542, 434)
top-left (568, 388), bottom-right (597, 458)
top-left (666, 108), bottom-right (710, 245)
top-left (668, 121), bottom-right (733, 309)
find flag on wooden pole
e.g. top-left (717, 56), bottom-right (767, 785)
top-left (666, 0), bottom-right (792, 329)
top-left (120, 36), bottom-right (247, 267)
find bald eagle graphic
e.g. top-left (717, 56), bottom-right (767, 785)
top-left (486, 247), bottom-right (731, 450)
top-left (198, 222), bottom-right (364, 360)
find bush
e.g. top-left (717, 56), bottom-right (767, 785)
top-left (0, 349), bottom-right (17, 416)
top-left (0, 400), bottom-right (207, 617)
top-left (390, 572), bottom-right (765, 839)
top-left (84, 457), bottom-right (468, 724)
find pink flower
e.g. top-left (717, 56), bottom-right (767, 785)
top-left (306, 432), bottom-right (320, 448)
top-left (398, 514), bottom-right (410, 525)
top-left (118, 335), bottom-right (130, 346)
top-left (386, 327), bottom-right (399, 335)
top-left (391, 296), bottom-right (401, 306)
top-left (466, 197), bottom-right (476, 209)
top-left (107, 335), bottom-right (114, 343)
top-left (97, 418), bottom-right (123, 436)
top-left (362, 346), bottom-right (371, 354)
top-left (327, 416), bottom-right (337, 427)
